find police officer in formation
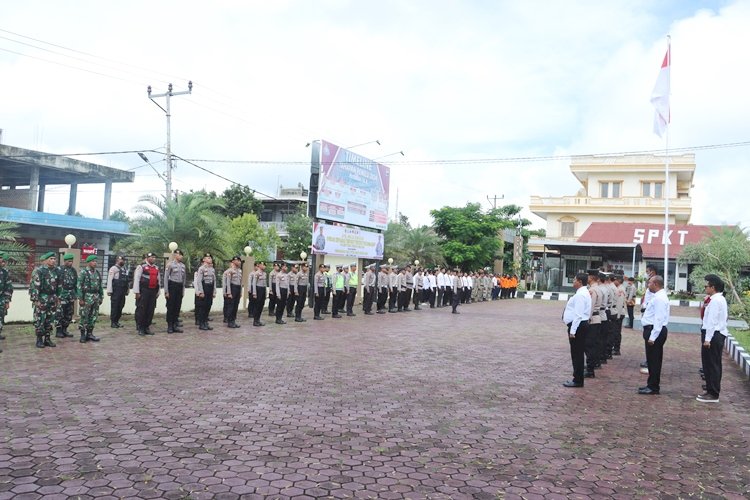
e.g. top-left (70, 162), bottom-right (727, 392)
top-left (249, 261), bottom-right (267, 327)
top-left (222, 255), bottom-right (243, 328)
top-left (77, 254), bottom-right (103, 343)
top-left (164, 249), bottom-right (187, 333)
top-left (195, 253), bottom-right (217, 331)
top-left (133, 252), bottom-right (161, 336)
top-left (293, 262), bottom-right (309, 322)
top-left (107, 255), bottom-right (129, 328)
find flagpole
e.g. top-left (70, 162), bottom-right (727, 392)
top-left (663, 36), bottom-right (671, 289)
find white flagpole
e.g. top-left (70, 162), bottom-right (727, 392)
top-left (663, 36), bottom-right (671, 288)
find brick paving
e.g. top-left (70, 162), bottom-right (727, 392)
top-left (1, 300), bottom-right (748, 499)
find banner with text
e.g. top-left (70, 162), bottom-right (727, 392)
top-left (311, 221), bottom-right (384, 259)
top-left (316, 140), bottom-right (390, 230)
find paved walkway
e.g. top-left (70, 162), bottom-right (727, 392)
top-left (1, 300), bottom-right (748, 499)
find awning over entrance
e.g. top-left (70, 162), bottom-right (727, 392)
top-left (532, 239), bottom-right (642, 262)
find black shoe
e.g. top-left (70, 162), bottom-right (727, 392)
top-left (36, 336), bottom-right (45, 348)
top-left (584, 371), bottom-right (595, 378)
top-left (640, 361), bottom-right (648, 368)
top-left (80, 332), bottom-right (88, 343)
top-left (452, 310), bottom-right (460, 314)
top-left (199, 322), bottom-right (209, 331)
top-left (402, 308), bottom-right (410, 312)
top-left (314, 316), bottom-right (324, 320)
top-left (365, 312), bottom-right (374, 315)
top-left (332, 315), bottom-right (342, 319)
top-left (144, 328), bottom-right (155, 335)
top-left (638, 387), bottom-right (659, 395)
top-left (613, 350), bottom-right (621, 356)
top-left (388, 309), bottom-right (397, 313)
top-left (253, 321), bottom-right (265, 327)
top-left (63, 328), bottom-right (74, 338)
top-left (55, 327), bottom-right (65, 338)
top-left (563, 380), bottom-right (583, 388)
top-left (287, 313), bottom-right (294, 318)
top-left (137, 329), bottom-right (146, 336)
top-left (167, 325), bottom-right (174, 334)
top-left (111, 323), bottom-right (118, 328)
top-left (44, 336), bottom-right (56, 347)
top-left (173, 325), bottom-right (184, 333)
top-left (376, 310), bottom-right (386, 314)
top-left (295, 318), bottom-right (305, 322)
top-left (347, 313), bottom-right (356, 317)
top-left (275, 319), bottom-right (286, 325)
top-left (87, 330), bottom-right (100, 342)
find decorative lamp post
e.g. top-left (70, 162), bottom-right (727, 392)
top-left (168, 241), bottom-right (178, 252)
top-left (244, 245), bottom-right (253, 256)
top-left (64, 234), bottom-right (76, 248)
top-left (414, 259), bottom-right (419, 266)
top-left (300, 251), bottom-right (307, 261)
top-left (388, 257), bottom-right (393, 265)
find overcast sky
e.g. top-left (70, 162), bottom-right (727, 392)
top-left (1, 0), bottom-right (748, 230)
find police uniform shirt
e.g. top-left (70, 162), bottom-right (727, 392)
top-left (252, 269), bottom-right (267, 295)
top-left (164, 259), bottom-right (187, 287)
top-left (588, 284), bottom-right (602, 325)
top-left (132, 262), bottom-right (162, 294)
top-left (275, 271), bottom-right (289, 296)
top-left (405, 271), bottom-right (413, 290)
top-left (107, 264), bottom-right (127, 294)
top-left (415, 273), bottom-right (423, 290)
top-left (222, 267), bottom-right (242, 295)
top-left (314, 270), bottom-right (325, 290)
top-left (289, 270), bottom-right (299, 294)
top-left (389, 271), bottom-right (398, 289)
top-left (268, 269), bottom-right (278, 294)
top-left (297, 270), bottom-right (309, 287)
top-left (365, 269), bottom-right (376, 288)
top-left (195, 264), bottom-right (216, 296)
top-left (563, 285), bottom-right (592, 335)
top-left (614, 284), bottom-right (626, 316)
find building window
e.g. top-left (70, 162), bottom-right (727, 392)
top-left (642, 181), bottom-right (664, 198)
top-left (599, 181), bottom-right (621, 198)
top-left (260, 210), bottom-right (273, 222)
top-left (560, 221), bottom-right (575, 238)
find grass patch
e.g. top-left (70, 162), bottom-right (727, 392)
top-left (730, 327), bottom-right (750, 351)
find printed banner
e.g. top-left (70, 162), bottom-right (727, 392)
top-left (317, 140), bottom-right (390, 230)
top-left (311, 221), bottom-right (384, 259)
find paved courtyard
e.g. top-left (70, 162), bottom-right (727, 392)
top-left (1, 300), bottom-right (749, 499)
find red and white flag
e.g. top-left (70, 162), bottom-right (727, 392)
top-left (650, 45), bottom-right (671, 138)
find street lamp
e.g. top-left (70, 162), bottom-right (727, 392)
top-left (388, 257), bottom-right (393, 265)
top-left (244, 245), bottom-right (253, 256)
top-left (64, 234), bottom-right (76, 248)
top-left (374, 151), bottom-right (405, 161)
top-left (414, 260), bottom-right (419, 267)
top-left (168, 241), bottom-right (178, 252)
top-left (300, 251), bottom-right (307, 260)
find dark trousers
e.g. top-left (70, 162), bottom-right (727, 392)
top-left (644, 325), bottom-right (668, 391)
top-left (598, 320), bottom-right (609, 361)
top-left (627, 305), bottom-right (635, 327)
top-left (363, 286), bottom-right (374, 313)
top-left (585, 322), bottom-right (600, 371)
top-left (323, 287), bottom-right (331, 312)
top-left (444, 287), bottom-right (452, 306)
top-left (276, 289), bottom-right (289, 321)
top-left (614, 315), bottom-right (623, 351)
top-left (295, 285), bottom-right (307, 319)
top-left (568, 321), bottom-right (589, 384)
top-left (437, 287), bottom-right (444, 307)
top-left (333, 290), bottom-right (344, 315)
top-left (226, 284), bottom-right (241, 323)
top-left (135, 286), bottom-right (158, 330)
top-left (377, 287), bottom-right (388, 311)
top-left (110, 287), bottom-right (127, 324)
top-left (252, 287), bottom-right (266, 323)
top-left (58, 299), bottom-right (74, 329)
top-left (388, 288), bottom-right (398, 310)
top-left (427, 289), bottom-right (435, 307)
top-left (314, 287), bottom-right (324, 317)
top-left (346, 289), bottom-right (356, 314)
top-left (196, 283), bottom-right (214, 324)
top-left (166, 281), bottom-right (184, 326)
top-left (286, 290), bottom-right (296, 316)
top-left (604, 311), bottom-right (614, 356)
top-left (268, 291), bottom-right (277, 316)
top-left (413, 289), bottom-right (422, 307)
top-left (701, 329), bottom-right (725, 396)
top-left (248, 292), bottom-right (255, 318)
top-left (451, 289), bottom-right (460, 312)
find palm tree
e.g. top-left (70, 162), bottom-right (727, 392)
top-left (402, 226), bottom-right (443, 267)
top-left (118, 192), bottom-right (228, 271)
top-left (0, 221), bottom-right (31, 281)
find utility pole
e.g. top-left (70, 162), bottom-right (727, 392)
top-left (487, 194), bottom-right (504, 209)
top-left (147, 81), bottom-right (192, 199)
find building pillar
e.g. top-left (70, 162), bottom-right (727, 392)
top-left (103, 180), bottom-right (112, 220)
top-left (67, 182), bottom-right (78, 215)
top-left (29, 166), bottom-right (40, 211)
top-left (37, 184), bottom-right (46, 212)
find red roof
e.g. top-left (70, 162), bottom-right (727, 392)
top-left (577, 222), bottom-right (729, 259)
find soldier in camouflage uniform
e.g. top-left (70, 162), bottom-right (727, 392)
top-left (0, 251), bottom-right (13, 350)
top-left (29, 252), bottom-right (60, 348)
top-left (55, 253), bottom-right (77, 338)
top-left (77, 254), bottom-right (102, 343)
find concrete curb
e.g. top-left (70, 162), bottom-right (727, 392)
top-left (725, 334), bottom-right (750, 380)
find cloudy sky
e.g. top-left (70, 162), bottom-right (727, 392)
top-left (1, 0), bottom-right (748, 230)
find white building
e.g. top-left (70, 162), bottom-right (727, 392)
top-left (528, 154), bottom-right (706, 291)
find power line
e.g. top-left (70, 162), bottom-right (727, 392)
top-left (170, 153), bottom-right (279, 200)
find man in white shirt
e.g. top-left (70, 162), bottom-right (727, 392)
top-left (562, 273), bottom-right (592, 388)
top-left (697, 274), bottom-right (728, 403)
top-left (639, 275), bottom-right (670, 395)
top-left (639, 264), bottom-right (658, 371)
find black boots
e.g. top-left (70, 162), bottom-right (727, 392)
top-left (43, 335), bottom-right (56, 347)
top-left (80, 328), bottom-right (100, 343)
top-left (199, 321), bottom-right (213, 331)
top-left (55, 326), bottom-right (66, 338)
top-left (36, 334), bottom-right (45, 348)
